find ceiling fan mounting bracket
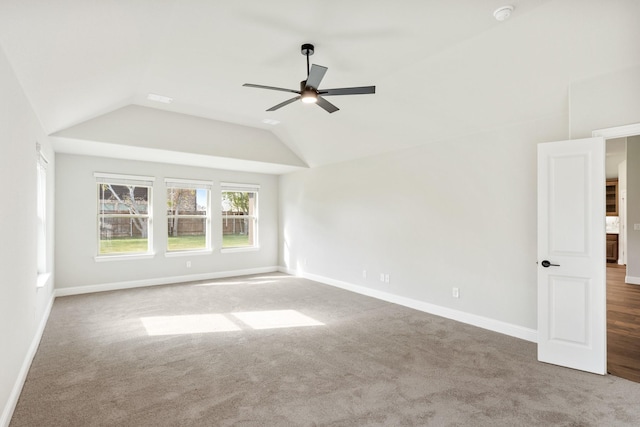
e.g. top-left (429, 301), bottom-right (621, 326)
top-left (301, 43), bottom-right (314, 56)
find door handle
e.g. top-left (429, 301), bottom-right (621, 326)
top-left (541, 260), bottom-right (560, 268)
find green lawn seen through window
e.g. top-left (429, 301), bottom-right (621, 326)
top-left (168, 235), bottom-right (206, 251)
top-left (222, 233), bottom-right (251, 248)
top-left (100, 237), bottom-right (148, 254)
top-left (100, 234), bottom-right (253, 254)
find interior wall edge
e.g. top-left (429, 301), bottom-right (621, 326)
top-left (278, 267), bottom-right (537, 344)
top-left (0, 293), bottom-right (55, 427)
top-left (55, 266), bottom-right (279, 297)
top-left (624, 276), bottom-right (640, 286)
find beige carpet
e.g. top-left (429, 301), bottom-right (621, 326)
top-left (10, 273), bottom-right (640, 426)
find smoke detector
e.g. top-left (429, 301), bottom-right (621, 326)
top-left (493, 5), bottom-right (514, 21)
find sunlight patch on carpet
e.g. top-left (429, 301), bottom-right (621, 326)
top-left (141, 314), bottom-right (241, 335)
top-left (231, 309), bottom-right (324, 330)
top-left (140, 310), bottom-right (324, 335)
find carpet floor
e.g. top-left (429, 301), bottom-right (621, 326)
top-left (10, 273), bottom-right (640, 426)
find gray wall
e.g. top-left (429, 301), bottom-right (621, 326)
top-left (279, 116), bottom-right (566, 330)
top-left (627, 136), bottom-right (640, 280)
top-left (0, 47), bottom-right (55, 424)
top-left (55, 154), bottom-right (279, 289)
top-left (279, 66), bottom-right (640, 332)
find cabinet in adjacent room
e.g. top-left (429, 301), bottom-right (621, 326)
top-left (607, 234), bottom-right (618, 263)
top-left (606, 179), bottom-right (618, 216)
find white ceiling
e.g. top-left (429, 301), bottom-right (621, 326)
top-left (1, 0), bottom-right (639, 171)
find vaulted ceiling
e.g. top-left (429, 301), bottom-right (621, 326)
top-left (1, 0), bottom-right (638, 172)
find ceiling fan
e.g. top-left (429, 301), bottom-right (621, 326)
top-left (243, 43), bottom-right (375, 113)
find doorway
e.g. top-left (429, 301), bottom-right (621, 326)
top-left (598, 125), bottom-right (640, 382)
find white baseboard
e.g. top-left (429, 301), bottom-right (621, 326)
top-left (625, 275), bottom-right (640, 285)
top-left (280, 267), bottom-right (537, 343)
top-left (1, 293), bottom-right (55, 427)
top-left (55, 266), bottom-right (279, 297)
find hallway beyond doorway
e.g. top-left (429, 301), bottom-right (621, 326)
top-left (607, 264), bottom-right (640, 382)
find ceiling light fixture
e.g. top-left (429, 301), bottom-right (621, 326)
top-left (147, 93), bottom-right (173, 104)
top-left (300, 88), bottom-right (318, 104)
top-left (262, 119), bottom-right (280, 125)
top-left (493, 5), bottom-right (514, 21)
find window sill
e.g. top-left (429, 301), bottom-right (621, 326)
top-left (165, 249), bottom-right (213, 258)
top-left (36, 272), bottom-right (51, 289)
top-left (94, 253), bottom-right (155, 262)
top-left (221, 246), bottom-right (260, 254)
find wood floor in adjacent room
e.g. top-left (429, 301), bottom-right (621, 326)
top-left (607, 264), bottom-right (640, 383)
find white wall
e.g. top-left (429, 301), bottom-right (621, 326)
top-left (0, 47), bottom-right (55, 425)
top-left (55, 154), bottom-right (279, 290)
top-left (280, 115), bottom-right (567, 331)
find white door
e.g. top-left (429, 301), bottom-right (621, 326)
top-left (537, 136), bottom-right (606, 374)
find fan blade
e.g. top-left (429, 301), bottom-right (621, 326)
top-left (243, 83), bottom-right (300, 94)
top-left (305, 64), bottom-right (328, 89)
top-left (319, 86), bottom-right (376, 96)
top-left (316, 96), bottom-right (339, 113)
top-left (266, 96), bottom-right (301, 111)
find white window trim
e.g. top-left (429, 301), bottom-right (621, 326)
top-left (36, 146), bottom-right (48, 276)
top-left (221, 246), bottom-right (260, 254)
top-left (95, 172), bottom-right (155, 259)
top-left (165, 178), bottom-right (213, 253)
top-left (221, 183), bottom-right (260, 250)
top-left (165, 249), bottom-right (213, 258)
top-left (94, 253), bottom-right (156, 262)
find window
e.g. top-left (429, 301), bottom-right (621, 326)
top-left (36, 145), bottom-right (47, 275)
top-left (95, 173), bottom-right (154, 257)
top-left (221, 183), bottom-right (259, 250)
top-left (166, 178), bottom-right (212, 253)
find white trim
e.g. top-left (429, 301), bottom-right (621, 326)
top-left (35, 142), bottom-right (49, 165)
top-left (592, 123), bottom-right (640, 139)
top-left (220, 182), bottom-right (260, 190)
top-left (221, 247), bottom-right (260, 253)
top-left (1, 293), bottom-right (55, 427)
top-left (54, 266), bottom-right (279, 297)
top-left (94, 172), bottom-right (155, 183)
top-left (164, 177), bottom-right (213, 189)
top-left (164, 249), bottom-right (213, 257)
top-left (36, 272), bottom-right (51, 289)
top-left (279, 267), bottom-right (538, 343)
top-left (94, 253), bottom-right (155, 262)
top-left (625, 276), bottom-right (640, 285)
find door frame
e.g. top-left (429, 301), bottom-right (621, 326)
top-left (593, 123), bottom-right (640, 140)
top-left (592, 122), bottom-right (640, 368)
top-left (593, 123), bottom-right (640, 273)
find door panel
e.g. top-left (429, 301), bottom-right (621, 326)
top-left (538, 137), bottom-right (606, 374)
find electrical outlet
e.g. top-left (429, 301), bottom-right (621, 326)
top-left (635, 224), bottom-right (640, 231)
top-left (380, 273), bottom-right (385, 282)
top-left (362, 270), bottom-right (367, 279)
top-left (186, 261), bottom-right (192, 268)
top-left (452, 287), bottom-right (459, 298)
top-left (384, 274), bottom-right (390, 283)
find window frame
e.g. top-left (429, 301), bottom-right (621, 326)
top-left (94, 173), bottom-right (155, 261)
top-left (36, 144), bottom-right (49, 287)
top-left (221, 182), bottom-right (260, 253)
top-left (165, 178), bottom-right (213, 256)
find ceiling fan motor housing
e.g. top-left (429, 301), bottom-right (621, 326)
top-left (301, 43), bottom-right (314, 56)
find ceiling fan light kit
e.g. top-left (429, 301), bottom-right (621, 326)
top-left (243, 43), bottom-right (375, 113)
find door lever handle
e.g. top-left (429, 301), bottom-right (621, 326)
top-left (541, 260), bottom-right (560, 268)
